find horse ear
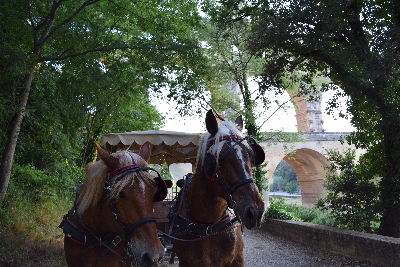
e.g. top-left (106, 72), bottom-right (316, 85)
top-left (205, 109), bottom-right (218, 136)
top-left (94, 142), bottom-right (119, 171)
top-left (235, 115), bottom-right (243, 132)
top-left (139, 141), bottom-right (151, 163)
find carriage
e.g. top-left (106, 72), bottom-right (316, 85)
top-left (61, 111), bottom-right (265, 267)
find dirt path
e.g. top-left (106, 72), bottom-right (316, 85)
top-left (242, 228), bottom-right (377, 266)
top-left (162, 228), bottom-right (378, 266)
top-left (1, 228), bottom-right (378, 266)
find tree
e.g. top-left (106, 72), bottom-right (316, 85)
top-left (272, 160), bottom-right (298, 192)
top-left (214, 0), bottom-right (400, 237)
top-left (199, 18), bottom-right (271, 192)
top-left (316, 148), bottom-right (381, 234)
top-left (0, 0), bottom-right (206, 204)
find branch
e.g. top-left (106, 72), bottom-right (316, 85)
top-left (38, 45), bottom-right (142, 61)
top-left (40, 0), bottom-right (101, 46)
top-left (303, 50), bottom-right (382, 107)
top-left (259, 99), bottom-right (292, 130)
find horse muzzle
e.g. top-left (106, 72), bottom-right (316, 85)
top-left (128, 243), bottom-right (165, 267)
top-left (241, 202), bottom-right (265, 230)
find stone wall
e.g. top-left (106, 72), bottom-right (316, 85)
top-left (262, 219), bottom-right (400, 267)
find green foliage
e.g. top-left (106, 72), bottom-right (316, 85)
top-left (264, 197), bottom-right (300, 221)
top-left (285, 203), bottom-right (337, 227)
top-left (0, 163), bottom-right (83, 242)
top-left (212, 0), bottom-right (400, 236)
top-left (316, 149), bottom-right (381, 234)
top-left (3, 163), bottom-right (82, 205)
top-left (0, 0), bottom-right (208, 171)
top-left (271, 160), bottom-right (298, 193)
top-left (270, 175), bottom-right (285, 192)
top-left (264, 197), bottom-right (337, 227)
top-left (285, 181), bottom-right (298, 194)
top-left (253, 162), bottom-right (269, 194)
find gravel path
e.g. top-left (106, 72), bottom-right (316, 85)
top-left (161, 228), bottom-right (378, 266)
top-left (242, 229), bottom-right (376, 267)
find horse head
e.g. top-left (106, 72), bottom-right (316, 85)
top-left (198, 110), bottom-right (265, 229)
top-left (74, 142), bottom-right (165, 266)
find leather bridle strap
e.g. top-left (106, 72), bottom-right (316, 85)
top-left (218, 136), bottom-right (254, 159)
top-left (227, 178), bottom-right (255, 195)
top-left (110, 198), bottom-right (156, 245)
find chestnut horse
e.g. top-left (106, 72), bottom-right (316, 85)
top-left (60, 142), bottom-right (167, 267)
top-left (169, 110), bottom-right (265, 266)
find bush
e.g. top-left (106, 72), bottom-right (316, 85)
top-left (0, 162), bottom-right (84, 241)
top-left (264, 197), bottom-right (301, 221)
top-left (285, 203), bottom-right (337, 227)
top-left (316, 148), bottom-right (381, 234)
top-left (265, 197), bottom-right (337, 228)
top-left (285, 181), bottom-right (298, 194)
top-left (5, 163), bottom-right (83, 203)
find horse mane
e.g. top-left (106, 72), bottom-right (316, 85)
top-left (196, 120), bottom-right (249, 169)
top-left (77, 150), bottom-right (155, 215)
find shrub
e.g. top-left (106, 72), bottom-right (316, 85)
top-left (265, 197), bottom-right (337, 228)
top-left (0, 162), bottom-right (84, 242)
top-left (316, 148), bottom-right (381, 234)
top-left (264, 197), bottom-right (301, 221)
top-left (285, 204), bottom-right (337, 227)
top-left (285, 181), bottom-right (298, 194)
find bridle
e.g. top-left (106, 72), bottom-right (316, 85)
top-left (60, 152), bottom-right (166, 265)
top-left (104, 160), bottom-right (158, 261)
top-left (206, 134), bottom-right (258, 213)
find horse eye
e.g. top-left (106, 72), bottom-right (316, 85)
top-left (118, 192), bottom-right (125, 199)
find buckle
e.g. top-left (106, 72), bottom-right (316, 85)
top-left (112, 236), bottom-right (121, 246)
top-left (206, 225), bottom-right (213, 235)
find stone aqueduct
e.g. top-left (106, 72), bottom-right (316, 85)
top-left (260, 93), bottom-right (363, 207)
top-left (261, 132), bottom-right (364, 207)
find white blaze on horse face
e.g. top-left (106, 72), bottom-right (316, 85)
top-left (137, 177), bottom-right (146, 196)
top-left (234, 145), bottom-right (252, 180)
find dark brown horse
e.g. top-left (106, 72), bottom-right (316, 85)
top-left (170, 110), bottom-right (265, 266)
top-left (61, 142), bottom-right (167, 267)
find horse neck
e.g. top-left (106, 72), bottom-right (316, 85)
top-left (184, 170), bottom-right (228, 224)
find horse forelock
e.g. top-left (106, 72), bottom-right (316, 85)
top-left (77, 150), bottom-right (155, 215)
top-left (196, 121), bottom-right (248, 169)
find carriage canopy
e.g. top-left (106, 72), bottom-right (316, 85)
top-left (101, 130), bottom-right (201, 167)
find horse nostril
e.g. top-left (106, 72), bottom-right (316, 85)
top-left (245, 206), bottom-right (258, 224)
top-left (140, 251), bottom-right (154, 266)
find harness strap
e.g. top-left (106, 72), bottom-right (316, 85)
top-left (169, 212), bottom-right (240, 237)
top-left (227, 178), bottom-right (254, 195)
top-left (164, 174), bottom-right (241, 242)
top-left (110, 198), bottom-right (156, 244)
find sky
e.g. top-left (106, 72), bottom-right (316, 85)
top-left (153, 89), bottom-right (356, 134)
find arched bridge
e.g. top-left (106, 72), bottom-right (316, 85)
top-left (260, 132), bottom-right (364, 207)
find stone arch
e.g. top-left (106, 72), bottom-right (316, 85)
top-left (261, 132), bottom-right (363, 207)
top-left (283, 148), bottom-right (329, 207)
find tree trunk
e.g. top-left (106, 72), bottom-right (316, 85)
top-left (0, 71), bottom-right (34, 204)
top-left (380, 201), bottom-right (400, 237)
top-left (379, 115), bottom-right (400, 237)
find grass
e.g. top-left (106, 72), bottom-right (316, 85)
top-left (0, 228), bottom-right (67, 267)
top-left (0, 164), bottom-right (80, 266)
top-left (0, 194), bottom-right (71, 266)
